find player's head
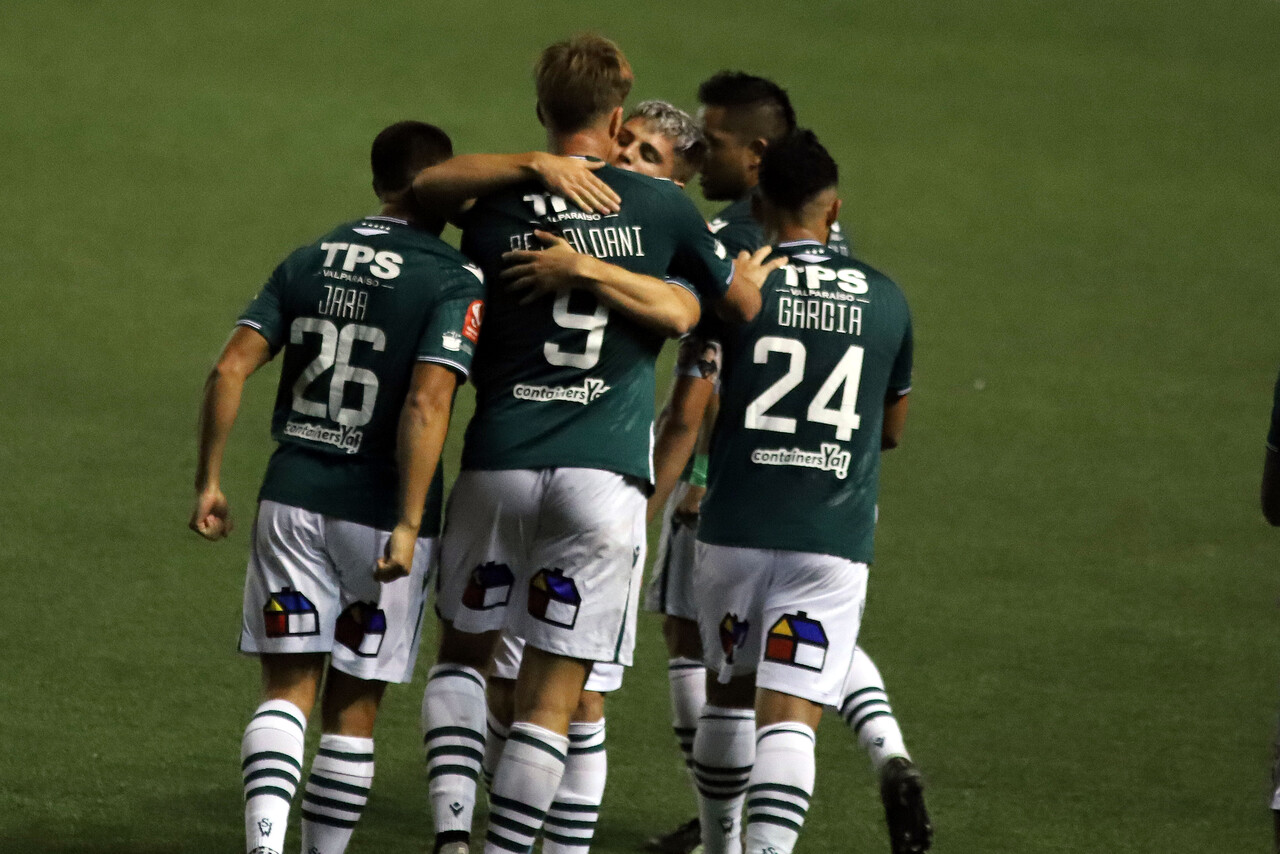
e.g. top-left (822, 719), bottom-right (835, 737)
top-left (696, 71), bottom-right (797, 201)
top-left (535, 34), bottom-right (634, 141)
top-left (612, 100), bottom-right (707, 186)
top-left (370, 120), bottom-right (453, 199)
top-left (753, 129), bottom-right (841, 240)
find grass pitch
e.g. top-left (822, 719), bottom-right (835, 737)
top-left (2, 1), bottom-right (1279, 851)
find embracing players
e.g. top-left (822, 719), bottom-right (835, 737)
top-left (190, 122), bottom-right (485, 854)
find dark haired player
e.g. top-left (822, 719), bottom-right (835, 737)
top-left (189, 121), bottom-right (484, 854)
top-left (692, 131), bottom-right (912, 854)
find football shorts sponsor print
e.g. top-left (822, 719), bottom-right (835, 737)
top-left (693, 542), bottom-right (868, 706)
top-left (240, 500), bottom-right (434, 683)
top-left (438, 468), bottom-right (646, 664)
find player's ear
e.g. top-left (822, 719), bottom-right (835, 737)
top-left (607, 106), bottom-right (624, 140)
top-left (826, 196), bottom-right (842, 229)
top-left (747, 137), bottom-right (769, 163)
top-left (536, 102), bottom-right (546, 128)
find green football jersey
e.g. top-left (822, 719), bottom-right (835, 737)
top-left (708, 195), bottom-right (853, 257)
top-left (458, 162), bottom-right (734, 482)
top-left (697, 240), bottom-right (912, 563)
top-left (238, 215), bottom-right (485, 534)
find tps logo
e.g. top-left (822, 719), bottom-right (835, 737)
top-left (765, 612), bottom-right (828, 671)
top-left (263, 588), bottom-right (319, 637)
top-left (528, 569), bottom-right (581, 629)
top-left (335, 602), bottom-right (387, 658)
top-left (718, 613), bottom-right (750, 664)
top-left (319, 242), bottom-right (402, 280)
top-left (462, 562), bottom-right (514, 611)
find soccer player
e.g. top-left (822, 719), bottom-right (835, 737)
top-left (189, 121), bottom-right (485, 854)
top-left (1260, 368), bottom-right (1280, 852)
top-left (692, 129), bottom-right (912, 854)
top-left (645, 73), bottom-right (932, 854)
top-left (408, 36), bottom-right (777, 854)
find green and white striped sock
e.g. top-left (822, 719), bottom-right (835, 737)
top-left (241, 699), bottom-right (306, 854)
top-left (299, 733), bottom-right (375, 854)
top-left (744, 723), bottom-right (815, 854)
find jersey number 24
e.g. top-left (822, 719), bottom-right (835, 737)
top-left (744, 336), bottom-right (865, 440)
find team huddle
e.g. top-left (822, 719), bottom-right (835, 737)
top-left (191, 34), bottom-right (932, 854)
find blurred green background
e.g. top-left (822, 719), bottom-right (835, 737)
top-left (2, 1), bottom-right (1278, 851)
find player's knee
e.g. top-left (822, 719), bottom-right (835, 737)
top-left (436, 621), bottom-right (498, 672)
top-left (572, 690), bottom-right (605, 723)
top-left (705, 672), bottom-right (755, 709)
top-left (259, 652), bottom-right (325, 714)
top-left (663, 616), bottom-right (702, 660)
top-left (488, 676), bottom-right (517, 728)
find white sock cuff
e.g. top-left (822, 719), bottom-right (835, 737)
top-left (427, 663), bottom-right (486, 692)
top-left (702, 704), bottom-right (755, 721)
top-left (507, 722), bottom-right (570, 773)
top-left (314, 733), bottom-right (375, 778)
top-left (249, 699), bottom-right (307, 734)
top-left (669, 656), bottom-right (705, 671)
top-left (756, 721), bottom-right (816, 746)
top-left (568, 718), bottom-right (606, 754)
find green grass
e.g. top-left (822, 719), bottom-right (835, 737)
top-left (3, 1), bottom-right (1279, 851)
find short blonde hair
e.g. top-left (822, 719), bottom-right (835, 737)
top-left (535, 34), bottom-right (634, 133)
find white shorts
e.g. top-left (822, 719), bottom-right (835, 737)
top-left (239, 500), bottom-right (434, 684)
top-left (438, 468), bottom-right (647, 665)
top-left (694, 542), bottom-right (868, 707)
top-left (643, 480), bottom-right (700, 621)
top-left (491, 632), bottom-right (624, 693)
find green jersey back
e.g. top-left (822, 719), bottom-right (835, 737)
top-left (238, 215), bottom-right (485, 534)
top-left (698, 240), bottom-right (912, 563)
top-left (458, 162), bottom-right (733, 482)
top-left (709, 195), bottom-right (853, 257)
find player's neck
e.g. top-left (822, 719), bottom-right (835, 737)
top-left (379, 201), bottom-right (419, 228)
top-left (548, 129), bottom-right (613, 161)
top-left (772, 222), bottom-right (830, 246)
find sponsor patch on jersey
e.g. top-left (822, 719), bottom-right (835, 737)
top-left (335, 602), bottom-right (387, 657)
top-left (442, 330), bottom-right (463, 352)
top-left (462, 562), bottom-right (514, 610)
top-left (764, 612), bottom-right (828, 671)
top-left (750, 442), bottom-right (851, 480)
top-left (718, 613), bottom-right (750, 664)
top-left (463, 300), bottom-right (484, 342)
top-left (528, 568), bottom-right (581, 629)
top-left (512, 378), bottom-right (611, 405)
top-left (263, 588), bottom-right (319, 638)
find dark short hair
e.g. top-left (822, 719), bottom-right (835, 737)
top-left (536, 34), bottom-right (634, 134)
top-left (758, 129), bottom-right (838, 212)
top-left (370, 121), bottom-right (453, 195)
top-left (696, 71), bottom-right (796, 140)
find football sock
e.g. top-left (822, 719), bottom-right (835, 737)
top-left (692, 705), bottom-right (755, 854)
top-left (422, 664), bottom-right (487, 842)
top-left (744, 723), bottom-right (816, 854)
top-left (241, 699), bottom-right (306, 854)
top-left (483, 708), bottom-right (510, 792)
top-left (484, 722), bottom-right (569, 854)
top-left (299, 734), bottom-right (375, 854)
top-left (839, 648), bottom-right (909, 771)
top-left (667, 657), bottom-right (706, 778)
top-left (543, 719), bottom-right (607, 854)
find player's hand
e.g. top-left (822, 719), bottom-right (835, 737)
top-left (502, 230), bottom-right (590, 304)
top-left (734, 245), bottom-right (788, 291)
top-left (675, 484), bottom-right (706, 519)
top-left (374, 523), bottom-right (417, 583)
top-left (529, 153), bottom-right (620, 214)
top-left (189, 487), bottom-right (233, 540)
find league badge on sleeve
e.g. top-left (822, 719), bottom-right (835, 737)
top-left (765, 612), bottom-right (828, 671)
top-left (462, 562), bottom-right (514, 611)
top-left (335, 602), bottom-right (387, 657)
top-left (462, 299), bottom-right (484, 343)
top-left (263, 588), bottom-right (319, 638)
top-left (528, 568), bottom-right (581, 629)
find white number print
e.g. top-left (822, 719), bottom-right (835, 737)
top-left (545, 294), bottom-right (608, 369)
top-left (744, 336), bottom-right (866, 440)
top-left (290, 318), bottom-right (386, 427)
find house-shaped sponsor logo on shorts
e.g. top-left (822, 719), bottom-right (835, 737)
top-left (765, 611), bottom-right (828, 672)
top-left (528, 568), bottom-right (580, 629)
top-left (463, 562), bottom-right (514, 610)
top-left (263, 587), bottom-right (319, 638)
top-left (335, 602), bottom-right (387, 658)
top-left (718, 613), bottom-right (750, 664)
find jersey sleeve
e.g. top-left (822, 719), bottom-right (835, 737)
top-left (416, 264), bottom-right (486, 379)
top-left (888, 312), bottom-right (913, 397)
top-left (236, 262), bottom-right (288, 352)
top-left (1268, 369), bottom-right (1280, 451)
top-left (666, 192), bottom-right (735, 302)
top-left (716, 220), bottom-right (764, 257)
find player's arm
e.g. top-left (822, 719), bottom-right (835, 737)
top-left (411, 152), bottom-right (620, 219)
top-left (190, 326), bottom-right (274, 540)
top-left (375, 363), bottom-right (460, 582)
top-left (715, 249), bottom-right (778, 324)
top-left (882, 393), bottom-right (910, 450)
top-left (650, 376), bottom-right (715, 522)
top-left (503, 230), bottom-right (700, 338)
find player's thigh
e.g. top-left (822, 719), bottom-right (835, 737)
top-left (240, 500), bottom-right (341, 657)
top-left (515, 468), bottom-right (646, 664)
top-left (438, 469), bottom-right (542, 636)
top-left (756, 552), bottom-right (868, 707)
top-left (693, 541), bottom-right (770, 682)
top-left (491, 631), bottom-right (525, 682)
top-left (323, 520), bottom-right (436, 684)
